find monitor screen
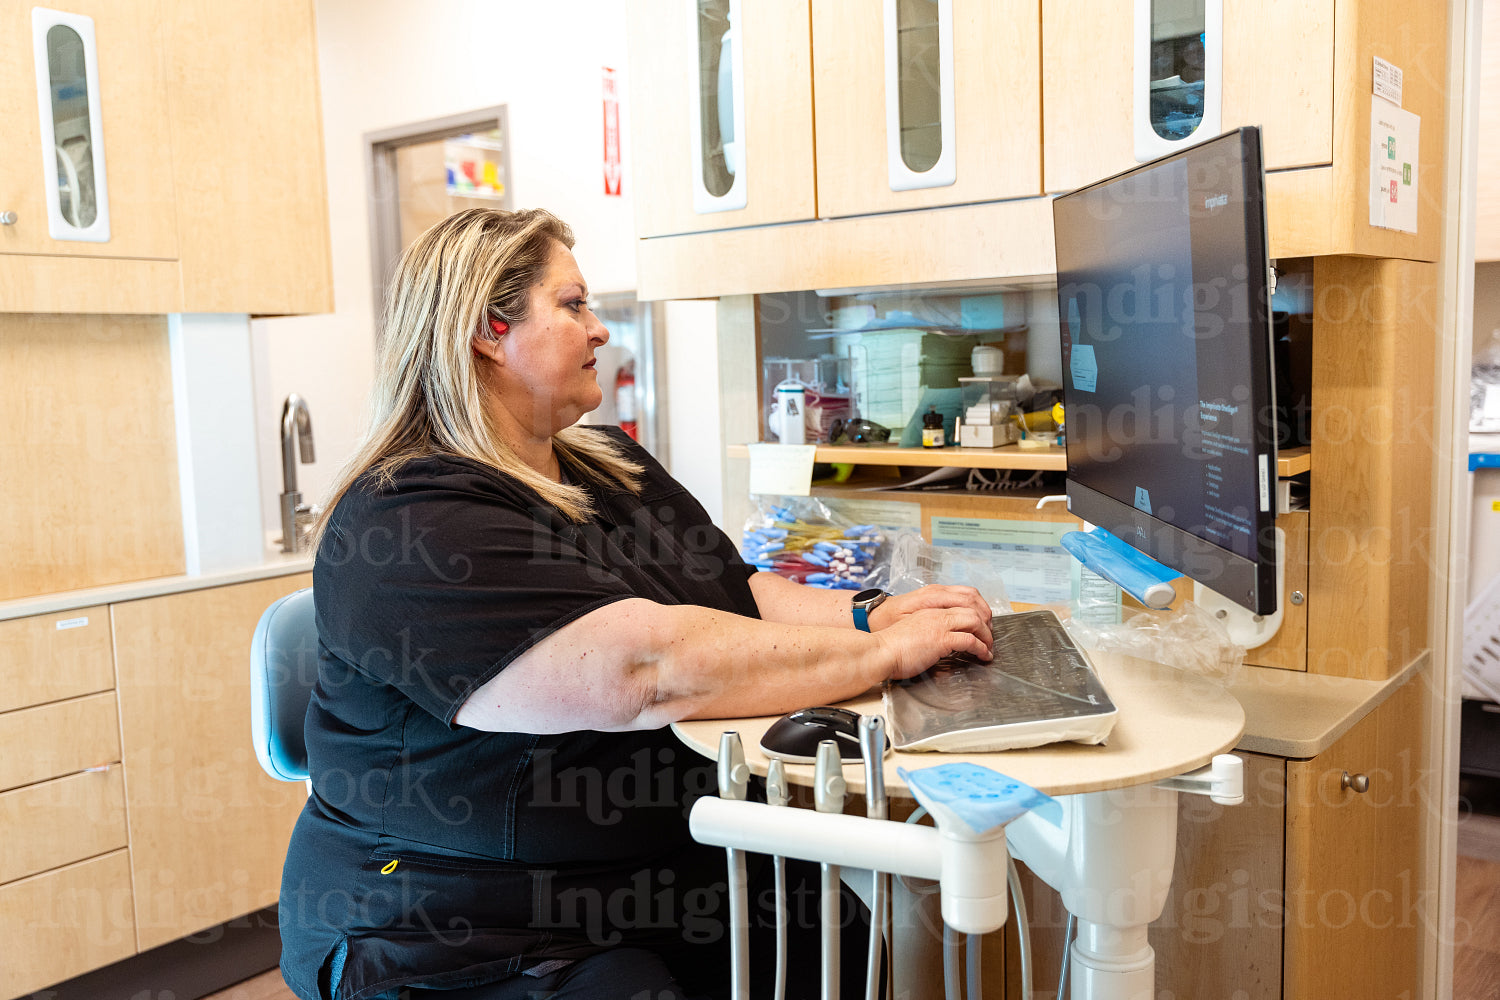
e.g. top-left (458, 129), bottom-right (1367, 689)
top-left (1053, 127), bottom-right (1277, 615)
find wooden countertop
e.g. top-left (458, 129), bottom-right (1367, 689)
top-left (1228, 652), bottom-right (1428, 759)
top-left (0, 557), bottom-right (314, 622)
top-left (673, 649), bottom-right (1245, 798)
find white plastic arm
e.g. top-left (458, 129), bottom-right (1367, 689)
top-left (1153, 753), bottom-right (1244, 806)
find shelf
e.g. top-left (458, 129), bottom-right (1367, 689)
top-left (728, 442), bottom-right (1067, 471)
top-left (447, 186), bottom-right (507, 201)
top-left (727, 442), bottom-right (1314, 477)
top-left (1278, 445), bottom-right (1311, 477)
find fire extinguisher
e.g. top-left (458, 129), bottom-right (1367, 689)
top-left (615, 358), bottom-right (638, 440)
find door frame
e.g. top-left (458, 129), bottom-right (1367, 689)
top-left (364, 106), bottom-right (514, 333)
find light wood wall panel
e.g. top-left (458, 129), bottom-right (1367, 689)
top-left (113, 573), bottom-right (312, 951)
top-left (161, 0), bottom-right (333, 314)
top-left (0, 315), bottom-right (184, 600)
top-left (1308, 257), bottom-right (1437, 680)
top-left (0, 692), bottom-right (120, 792)
top-left (0, 606), bottom-right (114, 713)
top-left (0, 850), bottom-right (136, 997)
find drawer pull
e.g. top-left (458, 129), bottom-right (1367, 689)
top-left (0, 211), bottom-right (17, 225)
top-left (1341, 771), bottom-right (1369, 794)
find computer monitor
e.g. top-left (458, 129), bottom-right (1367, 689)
top-left (1053, 126), bottom-right (1278, 616)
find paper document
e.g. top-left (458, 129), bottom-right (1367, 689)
top-left (747, 443), bottom-right (817, 496)
top-left (1369, 95), bottom-right (1419, 234)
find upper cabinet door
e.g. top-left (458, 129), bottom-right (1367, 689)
top-left (812, 0), bottom-right (1042, 218)
top-left (0, 2), bottom-right (176, 259)
top-left (628, 0), bottom-right (817, 238)
top-left (1043, 0), bottom-right (1333, 194)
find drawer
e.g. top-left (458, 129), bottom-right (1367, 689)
top-left (0, 692), bottom-right (121, 792)
top-left (0, 766), bottom-right (128, 885)
top-left (0, 606), bottom-right (114, 713)
top-left (0, 849), bottom-right (135, 996)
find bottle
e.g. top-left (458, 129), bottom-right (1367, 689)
top-left (922, 406), bottom-right (946, 448)
top-left (615, 359), bottom-right (638, 440)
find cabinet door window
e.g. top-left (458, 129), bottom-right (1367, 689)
top-left (32, 8), bottom-right (111, 242)
top-left (690, 0), bottom-right (748, 214)
top-left (885, 0), bottom-right (955, 190)
top-left (1134, 0), bottom-right (1222, 161)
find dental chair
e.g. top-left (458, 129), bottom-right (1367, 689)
top-left (249, 587), bottom-right (318, 784)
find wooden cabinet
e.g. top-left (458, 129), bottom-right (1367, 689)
top-left (1477, 0), bottom-right (1500, 261)
top-left (811, 0), bottom-right (1042, 218)
top-left (112, 573), bottom-right (312, 952)
top-left (1011, 682), bottom-right (1422, 999)
top-left (1283, 681), bottom-right (1422, 997)
top-left (1042, 0), bottom-right (1335, 194)
top-left (0, 852), bottom-right (137, 999)
top-left (0, 572), bottom-right (311, 996)
top-left (159, 0), bottom-right (332, 315)
top-left (0, 0), bottom-right (332, 315)
top-left (0, 607), bottom-right (132, 998)
top-left (627, 0), bottom-right (817, 238)
top-left (0, 0), bottom-right (178, 261)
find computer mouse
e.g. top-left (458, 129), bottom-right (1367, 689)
top-left (759, 706), bottom-right (880, 764)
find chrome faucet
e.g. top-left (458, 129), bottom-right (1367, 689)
top-left (279, 394), bottom-right (317, 554)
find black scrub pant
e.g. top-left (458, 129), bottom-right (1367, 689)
top-left (402, 857), bottom-right (874, 1000)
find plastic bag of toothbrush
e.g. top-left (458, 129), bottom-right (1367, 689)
top-left (740, 495), bottom-right (885, 590)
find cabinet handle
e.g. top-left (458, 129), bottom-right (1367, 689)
top-left (1341, 771), bottom-right (1370, 794)
top-left (0, 211), bottom-right (16, 225)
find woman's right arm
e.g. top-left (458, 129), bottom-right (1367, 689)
top-left (452, 597), bottom-right (990, 734)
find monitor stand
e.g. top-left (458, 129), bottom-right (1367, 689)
top-left (1192, 526), bottom-right (1286, 648)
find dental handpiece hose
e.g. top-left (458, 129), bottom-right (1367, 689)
top-left (718, 732), bottom-right (751, 1000)
top-left (766, 758), bottom-right (790, 1000)
top-left (814, 740), bottom-right (847, 1000)
top-left (859, 716), bottom-right (888, 1000)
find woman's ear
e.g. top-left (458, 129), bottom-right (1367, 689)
top-left (473, 317), bottom-right (509, 362)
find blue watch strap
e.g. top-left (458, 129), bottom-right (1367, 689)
top-left (853, 606), bottom-right (873, 632)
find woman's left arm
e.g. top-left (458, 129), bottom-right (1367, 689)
top-left (748, 572), bottom-right (995, 645)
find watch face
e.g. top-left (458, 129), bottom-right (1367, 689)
top-left (853, 588), bottom-right (885, 605)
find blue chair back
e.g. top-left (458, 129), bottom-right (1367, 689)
top-left (250, 587), bottom-right (318, 782)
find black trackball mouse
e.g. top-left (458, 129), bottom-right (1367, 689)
top-left (760, 706), bottom-right (873, 764)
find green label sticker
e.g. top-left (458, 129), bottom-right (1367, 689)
top-left (1403, 163), bottom-right (1412, 185)
top-left (1387, 136), bottom-right (1396, 159)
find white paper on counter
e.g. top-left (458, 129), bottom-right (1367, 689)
top-left (1370, 95), bottom-right (1420, 234)
top-left (747, 443), bottom-right (817, 496)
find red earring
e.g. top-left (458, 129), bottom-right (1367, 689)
top-left (488, 318), bottom-right (508, 337)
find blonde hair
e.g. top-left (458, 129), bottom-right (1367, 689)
top-left (313, 208), bottom-right (642, 544)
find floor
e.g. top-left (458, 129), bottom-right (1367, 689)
top-left (1456, 806), bottom-right (1500, 999)
top-left (207, 811), bottom-right (1500, 1000)
top-left (201, 970), bottom-right (295, 1000)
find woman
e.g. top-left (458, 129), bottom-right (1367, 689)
top-left (279, 208), bottom-right (994, 1000)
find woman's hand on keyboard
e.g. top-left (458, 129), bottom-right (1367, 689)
top-left (867, 585), bottom-right (994, 649)
top-left (872, 606), bottom-right (993, 680)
